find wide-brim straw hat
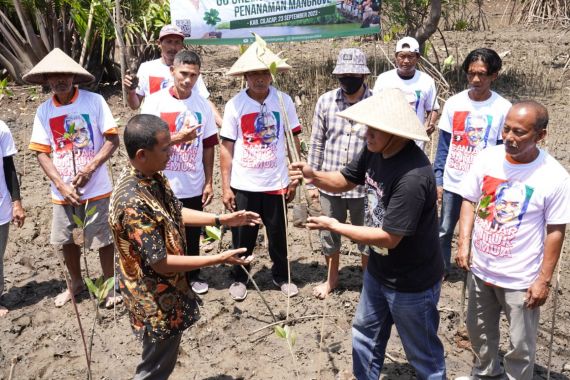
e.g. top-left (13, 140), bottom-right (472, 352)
top-left (337, 88), bottom-right (429, 142)
top-left (227, 41), bottom-right (291, 77)
top-left (22, 48), bottom-right (95, 85)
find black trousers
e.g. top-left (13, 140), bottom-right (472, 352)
top-left (231, 189), bottom-right (288, 283)
top-left (181, 195), bottom-right (202, 280)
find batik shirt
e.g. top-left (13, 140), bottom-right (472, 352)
top-left (110, 166), bottom-right (200, 341)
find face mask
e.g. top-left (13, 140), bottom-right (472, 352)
top-left (339, 76), bottom-right (364, 95)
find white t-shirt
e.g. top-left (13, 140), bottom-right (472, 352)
top-left (373, 69), bottom-right (439, 149)
top-left (29, 90), bottom-right (115, 202)
top-left (220, 86), bottom-right (301, 192)
top-left (438, 90), bottom-right (511, 195)
top-left (460, 145), bottom-right (570, 289)
top-left (141, 87), bottom-right (218, 198)
top-left (136, 58), bottom-right (209, 99)
top-left (0, 121), bottom-right (17, 224)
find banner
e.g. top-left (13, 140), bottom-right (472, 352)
top-left (171, 0), bottom-right (380, 45)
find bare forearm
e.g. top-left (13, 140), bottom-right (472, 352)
top-left (311, 171), bottom-right (356, 193)
top-left (220, 141), bottom-right (234, 190)
top-left (83, 135), bottom-right (119, 173)
top-left (202, 147), bottom-right (215, 185)
top-left (127, 91), bottom-right (142, 110)
top-left (182, 208), bottom-right (218, 226)
top-left (537, 224), bottom-right (566, 284)
top-left (457, 200), bottom-right (475, 251)
top-left (151, 253), bottom-right (223, 274)
top-left (36, 152), bottom-right (66, 189)
top-left (329, 222), bottom-right (402, 249)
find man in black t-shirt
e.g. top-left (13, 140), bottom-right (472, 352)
top-left (290, 89), bottom-right (446, 380)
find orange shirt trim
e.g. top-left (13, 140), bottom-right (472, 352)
top-left (52, 87), bottom-right (79, 107)
top-left (29, 142), bottom-right (52, 153)
top-left (103, 127), bottom-right (119, 136)
top-left (51, 192), bottom-right (112, 205)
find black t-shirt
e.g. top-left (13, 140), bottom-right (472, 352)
top-left (341, 141), bottom-right (443, 292)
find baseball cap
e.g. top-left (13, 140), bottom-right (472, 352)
top-left (332, 48), bottom-right (371, 75)
top-left (159, 25), bottom-right (184, 41)
top-left (395, 37), bottom-right (420, 54)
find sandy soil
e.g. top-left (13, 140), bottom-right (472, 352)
top-left (1, 3), bottom-right (570, 379)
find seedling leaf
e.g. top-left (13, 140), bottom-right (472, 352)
top-left (85, 277), bottom-right (97, 295)
top-left (86, 205), bottom-right (97, 217)
top-left (274, 325), bottom-right (286, 338)
top-left (73, 214), bottom-right (84, 228)
top-left (205, 226), bottom-right (222, 241)
top-left (84, 212), bottom-right (100, 227)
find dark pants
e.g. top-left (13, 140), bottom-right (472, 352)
top-left (231, 189), bottom-right (288, 283)
top-left (134, 333), bottom-right (182, 380)
top-left (181, 196), bottom-right (202, 280)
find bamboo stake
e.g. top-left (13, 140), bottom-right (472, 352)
top-left (79, 1), bottom-right (95, 67)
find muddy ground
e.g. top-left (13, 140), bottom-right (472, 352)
top-left (1, 3), bottom-right (570, 379)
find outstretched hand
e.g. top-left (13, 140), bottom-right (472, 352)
top-left (218, 248), bottom-right (254, 266)
top-left (289, 162), bottom-right (315, 187)
top-left (222, 210), bottom-right (261, 227)
top-left (305, 215), bottom-right (339, 231)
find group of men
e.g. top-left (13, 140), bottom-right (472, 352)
top-left (0, 24), bottom-right (567, 380)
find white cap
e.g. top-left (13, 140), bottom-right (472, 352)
top-left (395, 37), bottom-right (420, 54)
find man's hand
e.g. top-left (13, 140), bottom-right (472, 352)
top-left (218, 248), bottom-right (254, 265)
top-left (123, 73), bottom-right (139, 91)
top-left (72, 168), bottom-right (93, 188)
top-left (425, 120), bottom-right (436, 136)
top-left (455, 243), bottom-right (471, 271)
top-left (176, 124), bottom-right (202, 145)
top-left (437, 186), bottom-right (443, 206)
top-left (58, 183), bottom-right (82, 207)
top-left (525, 279), bottom-right (551, 309)
top-left (202, 183), bottom-right (213, 207)
top-left (12, 200), bottom-right (25, 228)
top-left (306, 215), bottom-right (339, 231)
top-left (222, 188), bottom-right (236, 211)
top-left (285, 182), bottom-right (297, 203)
top-left (289, 162), bottom-right (315, 186)
top-left (221, 210), bottom-right (261, 227)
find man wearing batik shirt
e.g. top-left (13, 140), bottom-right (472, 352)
top-left (123, 24), bottom-right (223, 127)
top-left (434, 48), bottom-right (511, 275)
top-left (23, 49), bottom-right (120, 308)
top-left (141, 50), bottom-right (218, 295)
top-left (373, 36), bottom-right (440, 150)
top-left (455, 101), bottom-right (570, 380)
top-left (220, 41), bottom-right (302, 301)
top-left (307, 48), bottom-right (372, 299)
top-left (111, 114), bottom-right (259, 379)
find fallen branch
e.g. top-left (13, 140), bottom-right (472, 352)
top-left (251, 314), bottom-right (336, 334)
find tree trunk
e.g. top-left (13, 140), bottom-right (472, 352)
top-left (414, 0), bottom-right (441, 49)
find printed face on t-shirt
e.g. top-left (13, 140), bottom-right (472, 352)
top-left (254, 111), bottom-right (278, 145)
top-left (493, 182), bottom-right (527, 225)
top-left (465, 114), bottom-right (488, 148)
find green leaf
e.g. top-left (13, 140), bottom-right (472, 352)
top-left (68, 122), bottom-right (76, 135)
top-left (72, 214), bottom-right (84, 228)
top-left (101, 277), bottom-right (115, 300)
top-left (289, 330), bottom-right (297, 347)
top-left (205, 226), bottom-right (222, 241)
top-left (86, 205), bottom-right (97, 217)
top-left (269, 62), bottom-right (278, 77)
top-left (274, 325), bottom-right (286, 339)
top-left (85, 212), bottom-right (100, 228)
top-left (85, 277), bottom-right (98, 295)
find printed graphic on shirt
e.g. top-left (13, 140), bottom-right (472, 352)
top-left (239, 109), bottom-right (280, 169)
top-left (149, 76), bottom-right (170, 95)
top-left (50, 113), bottom-right (96, 177)
top-left (448, 111), bottom-right (493, 173)
top-left (474, 175), bottom-right (534, 258)
top-left (401, 89), bottom-right (422, 113)
top-left (364, 173), bottom-right (386, 255)
top-left (161, 110), bottom-right (202, 172)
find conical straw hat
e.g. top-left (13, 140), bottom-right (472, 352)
top-left (227, 41), bottom-right (292, 77)
top-left (337, 88), bottom-right (429, 142)
top-left (22, 48), bottom-right (95, 85)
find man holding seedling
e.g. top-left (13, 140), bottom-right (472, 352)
top-left (141, 50), bottom-right (218, 295)
top-left (24, 48), bottom-right (120, 308)
top-left (290, 89), bottom-right (446, 379)
top-left (123, 24), bottom-right (223, 127)
top-left (307, 48), bottom-right (372, 299)
top-left (455, 101), bottom-right (569, 380)
top-left (111, 114), bottom-right (260, 379)
top-left (373, 36), bottom-right (440, 150)
top-left (220, 41), bottom-right (302, 301)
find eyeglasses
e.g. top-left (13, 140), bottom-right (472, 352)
top-left (466, 71), bottom-right (491, 79)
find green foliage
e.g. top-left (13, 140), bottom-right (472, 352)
top-left (203, 8), bottom-right (221, 27)
top-left (205, 226), bottom-right (222, 241)
top-left (274, 325), bottom-right (297, 347)
top-left (477, 195), bottom-right (492, 219)
top-left (85, 276), bottom-right (115, 304)
top-left (73, 206), bottom-right (98, 228)
top-left (0, 78), bottom-right (13, 97)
